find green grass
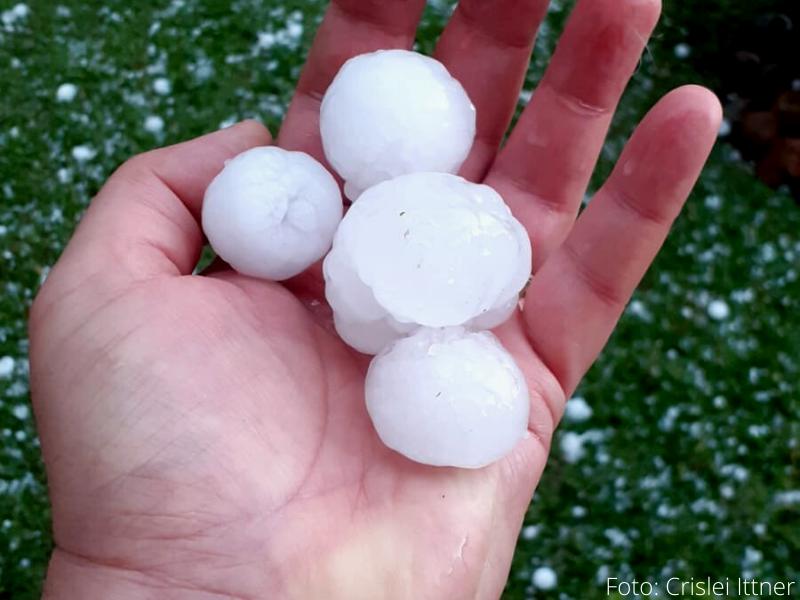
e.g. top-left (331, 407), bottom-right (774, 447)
top-left (1, 1), bottom-right (799, 598)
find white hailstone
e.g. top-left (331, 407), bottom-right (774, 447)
top-left (57, 167), bottom-right (72, 184)
top-left (143, 115), bottom-right (164, 133)
top-left (55, 83), bottom-right (77, 103)
top-left (12, 403), bottom-right (29, 420)
top-left (531, 566), bottom-right (558, 590)
top-left (560, 431), bottom-right (585, 463)
top-left (153, 77), bottom-right (171, 95)
top-left (365, 327), bottom-right (529, 468)
top-left (324, 172), bottom-right (531, 354)
top-left (707, 299), bottom-right (730, 321)
top-left (704, 194), bottom-right (722, 210)
top-left (0, 356), bottom-right (14, 378)
top-left (2, 3), bottom-right (28, 26)
top-left (202, 146), bottom-right (342, 281)
top-left (718, 118), bottom-right (731, 138)
top-left (71, 145), bottom-right (96, 162)
top-left (218, 116), bottom-right (238, 130)
top-left (674, 43), bottom-right (691, 59)
top-left (320, 49), bottom-right (476, 200)
top-left (564, 396), bottom-right (593, 422)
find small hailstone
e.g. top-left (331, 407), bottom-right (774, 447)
top-left (286, 20), bottom-right (303, 40)
top-left (365, 327), bottom-right (529, 468)
top-left (218, 116), bottom-right (238, 130)
top-left (718, 118), bottom-right (731, 137)
top-left (2, 3), bottom-right (28, 26)
top-left (707, 299), bottom-right (730, 321)
top-left (674, 43), bottom-right (691, 59)
top-left (320, 50), bottom-right (476, 200)
top-left (628, 299), bottom-right (652, 321)
top-left (257, 31), bottom-right (276, 48)
top-left (12, 403), bottom-right (29, 420)
top-left (153, 77), bottom-right (171, 95)
top-left (0, 356), bottom-right (14, 378)
top-left (531, 566), bottom-right (557, 590)
top-left (55, 83), bottom-right (77, 103)
top-left (202, 146), bottom-right (342, 280)
top-left (143, 115), bottom-right (164, 133)
top-left (564, 396), bottom-right (592, 422)
top-left (71, 144), bottom-right (96, 162)
top-left (560, 431), bottom-right (585, 463)
top-left (324, 172), bottom-right (530, 354)
top-left (705, 194), bottom-right (722, 210)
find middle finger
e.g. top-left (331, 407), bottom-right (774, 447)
top-left (434, 0), bottom-right (550, 182)
top-left (279, 0), bottom-right (427, 161)
top-left (486, 0), bottom-right (662, 268)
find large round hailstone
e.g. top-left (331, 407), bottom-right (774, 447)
top-left (202, 147), bottom-right (342, 280)
top-left (323, 172), bottom-right (531, 354)
top-left (366, 327), bottom-right (529, 468)
top-left (320, 49), bottom-right (476, 200)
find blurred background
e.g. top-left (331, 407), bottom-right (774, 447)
top-left (1, 0), bottom-right (798, 598)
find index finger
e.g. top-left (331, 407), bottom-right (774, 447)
top-left (434, 0), bottom-right (549, 181)
top-left (278, 0), bottom-right (427, 161)
top-left (32, 122), bottom-right (272, 323)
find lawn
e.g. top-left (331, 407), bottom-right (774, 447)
top-left (1, 1), bottom-right (798, 598)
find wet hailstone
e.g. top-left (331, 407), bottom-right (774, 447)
top-left (0, 356), bottom-right (14, 378)
top-left (674, 43), bottom-right (692, 59)
top-left (55, 82), bottom-right (77, 102)
top-left (365, 327), bottom-right (530, 468)
top-left (71, 145), bottom-right (96, 162)
top-left (564, 396), bottom-right (593, 422)
top-left (202, 147), bottom-right (342, 280)
top-left (143, 115), bottom-right (164, 134)
top-left (323, 172), bottom-right (531, 354)
top-left (153, 77), bottom-right (171, 95)
top-left (707, 299), bottom-right (730, 321)
top-left (320, 49), bottom-right (476, 200)
top-left (531, 566), bottom-right (558, 590)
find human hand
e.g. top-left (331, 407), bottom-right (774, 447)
top-left (30, 0), bottom-right (720, 598)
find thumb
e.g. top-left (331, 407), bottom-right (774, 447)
top-left (32, 120), bottom-right (272, 322)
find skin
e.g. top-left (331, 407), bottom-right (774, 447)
top-left (30, 0), bottom-right (721, 598)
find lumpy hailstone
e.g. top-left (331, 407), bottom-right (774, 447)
top-left (324, 172), bottom-right (531, 354)
top-left (366, 327), bottom-right (530, 468)
top-left (320, 50), bottom-right (476, 200)
top-left (202, 147), bottom-right (342, 280)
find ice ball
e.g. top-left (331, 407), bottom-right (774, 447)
top-left (320, 49), bottom-right (476, 200)
top-left (202, 146), bottom-right (342, 280)
top-left (365, 327), bottom-right (530, 468)
top-left (323, 172), bottom-right (531, 353)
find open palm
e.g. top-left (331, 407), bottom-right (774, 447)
top-left (30, 1), bottom-right (720, 598)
